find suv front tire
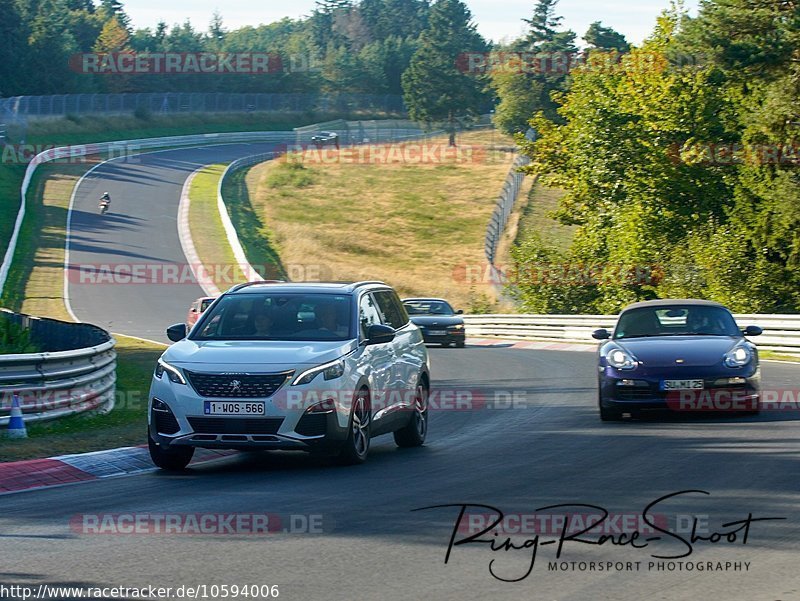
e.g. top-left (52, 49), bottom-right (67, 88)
top-left (337, 388), bottom-right (371, 465)
top-left (148, 430), bottom-right (194, 470)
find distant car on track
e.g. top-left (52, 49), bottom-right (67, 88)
top-left (311, 131), bottom-right (340, 149)
top-left (593, 299), bottom-right (762, 421)
top-left (149, 281), bottom-right (430, 470)
top-left (402, 298), bottom-right (465, 347)
top-left (186, 296), bottom-right (216, 330)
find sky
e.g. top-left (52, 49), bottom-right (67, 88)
top-left (122, 0), bottom-right (700, 46)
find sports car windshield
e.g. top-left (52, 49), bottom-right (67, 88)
top-left (614, 306), bottom-right (740, 339)
top-left (191, 293), bottom-right (352, 341)
top-left (403, 300), bottom-right (455, 315)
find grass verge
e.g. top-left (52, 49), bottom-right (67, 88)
top-left (0, 164), bottom-right (26, 269)
top-left (227, 129), bottom-right (519, 310)
top-left (513, 180), bottom-right (572, 252)
top-left (760, 350), bottom-right (800, 363)
top-left (187, 164), bottom-right (248, 290)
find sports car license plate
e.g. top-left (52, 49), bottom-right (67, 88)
top-left (204, 401), bottom-right (265, 415)
top-left (661, 379), bottom-right (704, 391)
top-left (427, 330), bottom-right (447, 336)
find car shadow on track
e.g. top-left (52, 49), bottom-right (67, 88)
top-left (589, 407), bottom-right (800, 424)
top-left (163, 443), bottom-right (430, 477)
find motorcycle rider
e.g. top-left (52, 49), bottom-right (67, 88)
top-left (98, 191), bottom-right (111, 214)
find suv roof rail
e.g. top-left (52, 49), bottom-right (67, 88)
top-left (227, 280), bottom-right (285, 293)
top-left (350, 281), bottom-right (387, 289)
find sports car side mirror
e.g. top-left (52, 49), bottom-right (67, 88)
top-left (743, 325), bottom-right (762, 337)
top-left (592, 328), bottom-right (611, 340)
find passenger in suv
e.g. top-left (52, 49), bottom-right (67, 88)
top-left (148, 281), bottom-right (430, 470)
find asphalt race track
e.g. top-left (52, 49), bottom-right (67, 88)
top-left (66, 142), bottom-right (288, 342)
top-left (2, 145), bottom-right (800, 600)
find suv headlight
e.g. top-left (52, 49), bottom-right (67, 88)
top-left (448, 324), bottom-right (465, 330)
top-left (724, 344), bottom-right (751, 368)
top-left (292, 359), bottom-right (345, 386)
top-left (607, 347), bottom-right (637, 370)
top-left (154, 359), bottom-right (186, 384)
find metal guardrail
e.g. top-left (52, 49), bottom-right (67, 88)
top-left (0, 309), bottom-right (116, 425)
top-left (0, 130), bottom-right (302, 298)
top-left (462, 314), bottom-right (800, 354)
top-left (216, 151), bottom-right (279, 285)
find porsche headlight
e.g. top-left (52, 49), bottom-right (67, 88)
top-left (724, 345), bottom-right (751, 368)
top-left (292, 359), bottom-right (345, 386)
top-left (607, 348), bottom-right (637, 370)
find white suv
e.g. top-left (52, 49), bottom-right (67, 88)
top-left (148, 281), bottom-right (430, 469)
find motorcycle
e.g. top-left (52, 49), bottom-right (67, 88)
top-left (98, 198), bottom-right (110, 215)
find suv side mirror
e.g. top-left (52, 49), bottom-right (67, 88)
top-left (167, 323), bottom-right (187, 342)
top-left (743, 325), bottom-right (762, 337)
top-left (456, 309), bottom-right (464, 314)
top-left (365, 324), bottom-right (395, 346)
top-left (592, 328), bottom-right (611, 340)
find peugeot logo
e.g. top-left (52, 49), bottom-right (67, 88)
top-left (229, 379), bottom-right (242, 392)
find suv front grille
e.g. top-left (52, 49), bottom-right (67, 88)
top-left (187, 417), bottom-right (284, 435)
top-left (185, 371), bottom-right (291, 398)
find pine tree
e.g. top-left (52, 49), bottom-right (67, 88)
top-left (401, 0), bottom-right (488, 144)
top-left (0, 0), bottom-right (27, 95)
top-left (98, 0), bottom-right (130, 29)
top-left (490, 0), bottom-right (576, 133)
top-left (583, 21), bottom-right (630, 52)
top-left (523, 0), bottom-right (562, 48)
top-left (208, 11), bottom-right (226, 51)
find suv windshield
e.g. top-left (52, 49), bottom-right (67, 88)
top-left (614, 305), bottom-right (740, 339)
top-left (403, 300), bottom-right (454, 316)
top-left (191, 293), bottom-right (353, 341)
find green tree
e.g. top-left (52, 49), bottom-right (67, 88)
top-left (401, 0), bottom-right (488, 144)
top-left (0, 0), bottom-right (27, 95)
top-left (208, 11), bottom-right (226, 51)
top-left (514, 12), bottom-right (737, 312)
top-left (98, 0), bottom-right (130, 29)
top-left (583, 21), bottom-right (629, 52)
top-left (93, 17), bottom-right (132, 92)
top-left (490, 0), bottom-right (577, 134)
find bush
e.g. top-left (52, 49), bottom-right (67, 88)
top-left (0, 316), bottom-right (39, 354)
top-left (133, 105), bottom-right (151, 121)
top-left (507, 233), bottom-right (600, 313)
top-left (466, 286), bottom-right (496, 314)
